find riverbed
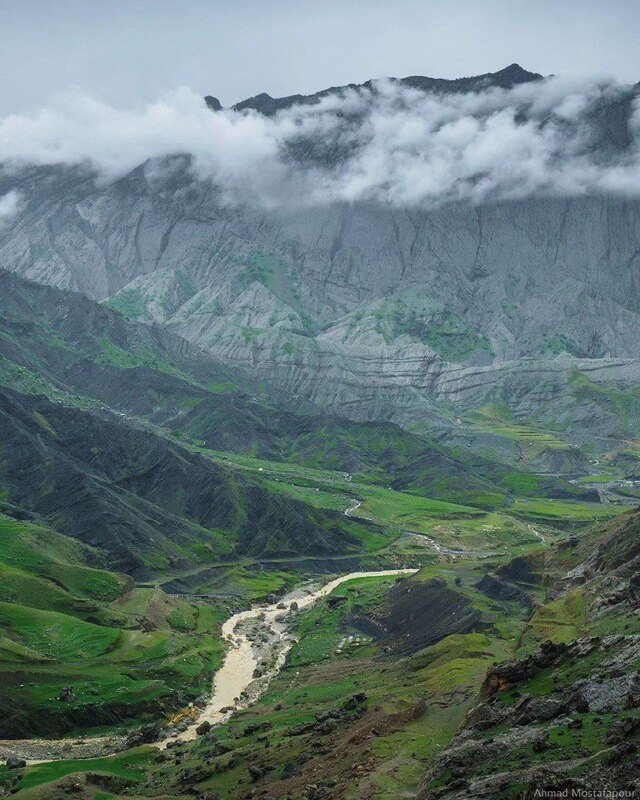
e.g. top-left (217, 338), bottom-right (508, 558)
top-left (0, 569), bottom-right (417, 764)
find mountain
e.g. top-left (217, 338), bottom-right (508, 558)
top-left (1, 66), bottom-right (640, 474)
top-left (2, 66), bottom-right (640, 798)
top-left (0, 267), bottom-right (616, 748)
top-left (0, 384), bottom-right (392, 579)
top-left (230, 63), bottom-right (543, 115)
top-left (0, 270), bottom-right (600, 515)
top-left (0, 271), bottom-right (418, 579)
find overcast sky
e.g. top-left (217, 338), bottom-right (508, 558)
top-left (0, 0), bottom-right (639, 115)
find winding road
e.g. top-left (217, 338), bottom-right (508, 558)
top-left (344, 498), bottom-right (363, 516)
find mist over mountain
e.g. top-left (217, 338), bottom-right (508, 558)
top-left (1, 66), bottom-right (640, 456)
top-left (1, 64), bottom-right (639, 210)
top-left (2, 63), bottom-right (640, 798)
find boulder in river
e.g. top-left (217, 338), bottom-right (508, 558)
top-left (141, 722), bottom-right (162, 743)
top-left (126, 732), bottom-right (145, 748)
top-left (194, 695), bottom-right (208, 708)
top-left (196, 720), bottom-right (212, 736)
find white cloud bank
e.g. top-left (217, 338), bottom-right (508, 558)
top-left (0, 77), bottom-right (639, 208)
top-left (0, 190), bottom-right (23, 225)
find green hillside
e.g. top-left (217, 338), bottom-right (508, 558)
top-left (0, 514), bottom-right (228, 738)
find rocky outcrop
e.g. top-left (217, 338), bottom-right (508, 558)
top-left (418, 512), bottom-right (640, 799)
top-left (559, 508), bottom-right (640, 594)
top-left (419, 636), bottom-right (640, 799)
top-left (480, 640), bottom-right (568, 698)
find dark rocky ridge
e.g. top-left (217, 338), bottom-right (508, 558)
top-left (352, 577), bottom-right (482, 655)
top-left (229, 64), bottom-right (544, 115)
top-left (0, 386), bottom-right (376, 578)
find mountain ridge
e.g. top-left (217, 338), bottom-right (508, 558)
top-left (2, 66), bottom-right (640, 488)
top-left (224, 63), bottom-right (544, 115)
top-left (2, 59), bottom-right (640, 800)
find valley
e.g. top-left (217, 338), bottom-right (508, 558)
top-left (1, 59), bottom-right (640, 799)
top-left (0, 267), bottom-right (639, 798)
top-left (3, 508), bottom-right (640, 800)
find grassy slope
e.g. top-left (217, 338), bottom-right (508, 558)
top-left (0, 515), bottom-right (229, 738)
top-left (1, 271), bottom-right (639, 797)
top-left (198, 448), bottom-right (622, 552)
top-left (0, 554), bottom-right (534, 799)
top-left (6, 507), bottom-right (640, 798)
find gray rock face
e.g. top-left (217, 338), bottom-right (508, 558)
top-left (2, 109), bottom-right (640, 438)
top-left (572, 672), bottom-right (640, 713)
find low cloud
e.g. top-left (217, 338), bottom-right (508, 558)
top-left (0, 190), bottom-right (23, 225)
top-left (0, 77), bottom-right (639, 208)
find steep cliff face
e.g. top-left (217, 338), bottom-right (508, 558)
top-left (5, 165), bottom-right (640, 354)
top-left (3, 163), bottom-right (640, 432)
top-left (2, 68), bottom-right (640, 436)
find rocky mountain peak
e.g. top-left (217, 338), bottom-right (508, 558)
top-left (233, 91), bottom-right (279, 113)
top-left (204, 94), bottom-right (222, 111)
top-left (491, 62), bottom-right (543, 86)
top-left (213, 64), bottom-right (544, 116)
